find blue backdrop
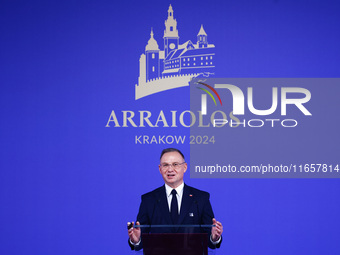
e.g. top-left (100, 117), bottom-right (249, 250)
top-left (1, 0), bottom-right (340, 254)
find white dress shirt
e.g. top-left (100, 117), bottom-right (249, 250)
top-left (165, 182), bottom-right (184, 214)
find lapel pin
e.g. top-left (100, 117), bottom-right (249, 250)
top-left (189, 194), bottom-right (193, 197)
top-left (189, 213), bottom-right (194, 217)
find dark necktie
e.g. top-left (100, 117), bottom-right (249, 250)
top-left (171, 189), bottom-right (179, 224)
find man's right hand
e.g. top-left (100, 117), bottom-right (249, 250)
top-left (128, 221), bottom-right (141, 244)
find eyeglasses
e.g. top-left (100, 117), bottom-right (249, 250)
top-left (160, 162), bottom-right (186, 170)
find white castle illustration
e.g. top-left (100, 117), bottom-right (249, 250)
top-left (135, 4), bottom-right (216, 99)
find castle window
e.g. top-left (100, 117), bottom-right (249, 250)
top-left (206, 57), bottom-right (208, 60)
top-left (201, 62), bottom-right (203, 65)
top-left (187, 58), bottom-right (190, 61)
top-left (184, 63), bottom-right (186, 66)
top-left (194, 58), bottom-right (196, 61)
top-left (210, 56), bottom-right (213, 59)
top-left (170, 26), bottom-right (173, 31)
top-left (183, 58), bottom-right (185, 61)
top-left (194, 63), bottom-right (196, 66)
top-left (188, 63), bottom-right (190, 66)
top-left (152, 66), bottom-right (155, 72)
top-left (210, 62), bottom-right (213, 65)
top-left (152, 53), bottom-right (155, 59)
top-left (206, 62), bottom-right (208, 65)
top-left (201, 57), bottom-right (203, 60)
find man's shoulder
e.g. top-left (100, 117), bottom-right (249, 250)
top-left (141, 185), bottom-right (164, 200)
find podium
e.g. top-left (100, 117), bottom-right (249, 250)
top-left (142, 232), bottom-right (208, 255)
top-left (133, 224), bottom-right (213, 254)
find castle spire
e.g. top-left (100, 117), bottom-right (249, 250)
top-left (164, 4), bottom-right (179, 38)
top-left (168, 4), bottom-right (174, 16)
top-left (197, 25), bottom-right (208, 48)
top-left (197, 25), bottom-right (207, 36)
top-left (145, 28), bottom-right (159, 51)
top-left (163, 4), bottom-right (179, 57)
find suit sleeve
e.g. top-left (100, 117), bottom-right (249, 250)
top-left (128, 195), bottom-right (150, 251)
top-left (201, 193), bottom-right (222, 249)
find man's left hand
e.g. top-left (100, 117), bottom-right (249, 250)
top-left (211, 218), bottom-right (223, 242)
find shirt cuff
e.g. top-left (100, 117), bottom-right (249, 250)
top-left (129, 238), bottom-right (141, 246)
top-left (210, 235), bottom-right (222, 245)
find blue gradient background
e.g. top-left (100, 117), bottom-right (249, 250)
top-left (1, 0), bottom-right (339, 254)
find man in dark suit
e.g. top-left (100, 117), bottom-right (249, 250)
top-left (128, 148), bottom-right (223, 251)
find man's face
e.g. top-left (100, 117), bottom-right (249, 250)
top-left (159, 151), bottom-right (187, 189)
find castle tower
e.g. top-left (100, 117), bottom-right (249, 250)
top-left (145, 28), bottom-right (160, 81)
top-left (163, 4), bottom-right (179, 57)
top-left (138, 54), bottom-right (146, 85)
top-left (197, 25), bottom-right (208, 48)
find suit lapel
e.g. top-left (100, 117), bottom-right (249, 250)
top-left (178, 184), bottom-right (194, 224)
top-left (157, 185), bottom-right (172, 225)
